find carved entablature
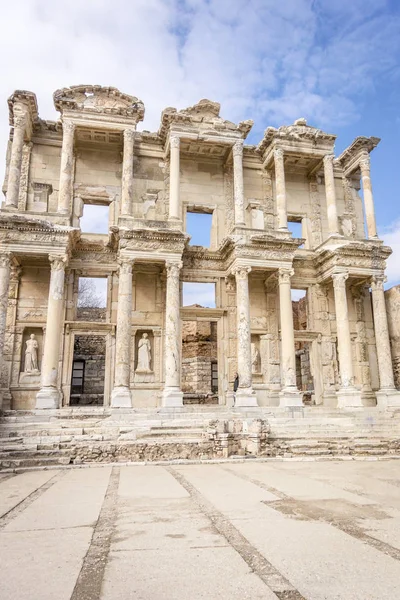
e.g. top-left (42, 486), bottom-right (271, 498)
top-left (257, 118), bottom-right (336, 168)
top-left (315, 241), bottom-right (392, 281)
top-left (221, 233), bottom-right (298, 270)
top-left (158, 98), bottom-right (253, 146)
top-left (53, 85), bottom-right (145, 124)
top-left (119, 228), bottom-right (188, 256)
top-left (336, 136), bottom-right (380, 177)
top-left (8, 90), bottom-right (39, 134)
top-left (0, 214), bottom-right (74, 255)
top-left (182, 247), bottom-right (226, 272)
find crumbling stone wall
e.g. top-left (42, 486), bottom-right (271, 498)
top-left (71, 335), bottom-right (106, 404)
top-left (182, 320), bottom-right (217, 398)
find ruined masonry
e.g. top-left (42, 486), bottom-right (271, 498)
top-left (1, 85), bottom-right (400, 467)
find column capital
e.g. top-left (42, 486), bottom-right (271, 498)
top-left (332, 271), bottom-right (349, 289)
top-left (359, 152), bottom-right (370, 172)
top-left (123, 128), bottom-right (135, 144)
top-left (62, 120), bottom-right (76, 135)
top-left (232, 139), bottom-right (243, 157)
top-left (278, 267), bottom-right (294, 284)
top-left (117, 257), bottom-right (134, 275)
top-left (371, 274), bottom-right (386, 291)
top-left (165, 260), bottom-right (182, 278)
top-left (13, 113), bottom-right (27, 130)
top-left (231, 265), bottom-right (251, 280)
top-left (170, 135), bottom-right (180, 149)
top-left (273, 147), bottom-right (284, 160)
top-left (323, 153), bottom-right (335, 166)
top-left (49, 254), bottom-right (68, 271)
top-left (0, 252), bottom-right (12, 269)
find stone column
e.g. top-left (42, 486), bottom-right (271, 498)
top-left (274, 148), bottom-right (288, 230)
top-left (162, 261), bottom-right (183, 406)
top-left (0, 253), bottom-right (11, 409)
top-left (58, 120), bottom-right (76, 214)
top-left (278, 268), bottom-right (302, 406)
top-left (233, 140), bottom-right (245, 226)
top-left (5, 114), bottom-right (27, 208)
top-left (36, 255), bottom-right (67, 409)
top-left (232, 265), bottom-right (257, 406)
top-left (323, 154), bottom-right (339, 235)
top-left (111, 258), bottom-right (133, 407)
top-left (332, 272), bottom-right (362, 407)
top-left (169, 136), bottom-right (181, 221)
top-left (359, 153), bottom-right (378, 239)
top-left (120, 128), bottom-right (135, 217)
top-left (371, 275), bottom-right (400, 407)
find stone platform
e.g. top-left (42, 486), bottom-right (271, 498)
top-left (1, 406), bottom-right (400, 469)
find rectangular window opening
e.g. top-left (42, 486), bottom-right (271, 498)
top-left (182, 282), bottom-right (216, 308)
top-left (288, 217), bottom-right (305, 247)
top-left (80, 204), bottom-right (109, 234)
top-left (186, 211), bottom-right (213, 248)
top-left (291, 289), bottom-right (308, 331)
top-left (77, 277), bottom-right (108, 321)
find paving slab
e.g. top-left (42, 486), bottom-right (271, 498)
top-left (0, 470), bottom-right (59, 517)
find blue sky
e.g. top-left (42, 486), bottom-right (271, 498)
top-left (1, 0), bottom-right (400, 294)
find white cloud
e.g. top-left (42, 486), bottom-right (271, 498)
top-left (182, 282), bottom-right (216, 308)
top-left (381, 220), bottom-right (400, 288)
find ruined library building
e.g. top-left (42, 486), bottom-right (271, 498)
top-left (1, 84), bottom-right (400, 414)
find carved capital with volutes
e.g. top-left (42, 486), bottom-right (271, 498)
top-left (13, 113), bottom-right (27, 130)
top-left (170, 135), bottom-right (180, 150)
top-left (165, 260), bottom-right (182, 279)
top-left (0, 252), bottom-right (12, 269)
top-left (323, 153), bottom-right (335, 168)
top-left (123, 128), bottom-right (135, 145)
top-left (371, 274), bottom-right (386, 292)
top-left (118, 257), bottom-right (134, 275)
top-left (278, 267), bottom-right (294, 284)
top-left (359, 152), bottom-right (370, 174)
top-left (273, 147), bottom-right (284, 161)
top-left (49, 254), bottom-right (68, 271)
top-left (232, 140), bottom-right (243, 158)
top-left (231, 265), bottom-right (251, 280)
top-left (332, 271), bottom-right (349, 290)
top-left (62, 120), bottom-right (76, 136)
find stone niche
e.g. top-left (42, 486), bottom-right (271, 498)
top-left (19, 327), bottom-right (43, 386)
top-left (251, 334), bottom-right (262, 383)
top-left (28, 182), bottom-right (53, 212)
top-left (133, 329), bottom-right (155, 384)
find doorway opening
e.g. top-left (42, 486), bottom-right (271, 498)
top-left (181, 320), bottom-right (218, 405)
top-left (70, 335), bottom-right (106, 405)
top-left (292, 289), bottom-right (315, 404)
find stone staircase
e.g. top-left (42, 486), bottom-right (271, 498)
top-left (1, 406), bottom-right (400, 469)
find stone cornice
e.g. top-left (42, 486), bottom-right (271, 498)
top-left (257, 118), bottom-right (336, 158)
top-left (8, 90), bottom-right (39, 128)
top-left (315, 241), bottom-right (391, 279)
top-left (335, 136), bottom-right (380, 176)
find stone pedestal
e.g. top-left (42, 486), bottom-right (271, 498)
top-left (323, 154), bottom-right (339, 235)
top-left (111, 258), bottom-right (133, 407)
top-left (232, 265), bottom-right (257, 407)
top-left (5, 114), bottom-right (26, 208)
top-left (121, 128), bottom-right (135, 216)
top-left (36, 255), bottom-right (67, 409)
top-left (162, 261), bottom-right (183, 407)
top-left (274, 148), bottom-right (288, 231)
top-left (58, 120), bottom-right (75, 214)
top-left (360, 153), bottom-right (378, 239)
top-left (371, 275), bottom-right (400, 408)
top-left (332, 272), bottom-right (362, 408)
top-left (169, 136), bottom-right (181, 221)
top-left (233, 140), bottom-right (245, 226)
top-left (278, 268), bottom-right (302, 406)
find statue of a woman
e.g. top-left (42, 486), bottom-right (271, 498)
top-left (251, 342), bottom-right (260, 374)
top-left (136, 333), bottom-right (152, 372)
top-left (25, 334), bottom-right (39, 373)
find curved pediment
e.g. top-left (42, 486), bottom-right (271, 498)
top-left (53, 85), bottom-right (144, 122)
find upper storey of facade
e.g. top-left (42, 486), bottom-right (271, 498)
top-left (0, 84), bottom-right (390, 280)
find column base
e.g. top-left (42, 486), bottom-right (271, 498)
top-left (161, 388), bottom-right (183, 407)
top-left (35, 387), bottom-right (62, 409)
top-left (235, 387), bottom-right (258, 407)
top-left (279, 388), bottom-right (303, 407)
top-left (337, 387), bottom-right (363, 408)
top-left (110, 387), bottom-right (132, 408)
top-left (376, 388), bottom-right (400, 409)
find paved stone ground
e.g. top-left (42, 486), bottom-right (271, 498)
top-left (2, 460), bottom-right (400, 599)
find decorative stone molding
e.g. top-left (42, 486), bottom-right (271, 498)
top-left (49, 255), bottom-right (68, 271)
top-left (278, 267), bottom-right (294, 284)
top-left (117, 257), bottom-right (133, 275)
top-left (232, 140), bottom-right (243, 157)
top-left (231, 265), bottom-right (251, 280)
top-left (170, 135), bottom-right (180, 149)
top-left (0, 252), bottom-right (12, 268)
top-left (371, 274), bottom-right (386, 292)
top-left (332, 272), bottom-right (348, 289)
top-left (165, 260), bottom-right (182, 278)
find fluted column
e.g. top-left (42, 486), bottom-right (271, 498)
top-left (274, 148), bottom-right (288, 230)
top-left (332, 272), bottom-right (362, 407)
top-left (359, 153), bottom-right (378, 239)
top-left (323, 154), bottom-right (339, 235)
top-left (162, 261), bottom-right (183, 406)
top-left (111, 258), bottom-right (133, 407)
top-left (278, 268), bottom-right (302, 406)
top-left (36, 255), bottom-right (67, 409)
top-left (0, 253), bottom-right (11, 408)
top-left (233, 140), bottom-right (245, 226)
top-left (120, 128), bottom-right (135, 216)
top-left (371, 276), bottom-right (395, 390)
top-left (58, 120), bottom-right (76, 214)
top-left (232, 265), bottom-right (257, 406)
top-left (5, 114), bottom-right (27, 208)
top-left (169, 136), bottom-right (181, 221)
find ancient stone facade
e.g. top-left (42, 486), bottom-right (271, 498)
top-left (0, 85), bottom-right (399, 411)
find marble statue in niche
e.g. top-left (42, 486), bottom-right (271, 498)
top-left (136, 333), bottom-right (152, 373)
top-left (24, 334), bottom-right (40, 373)
top-left (251, 342), bottom-right (260, 374)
